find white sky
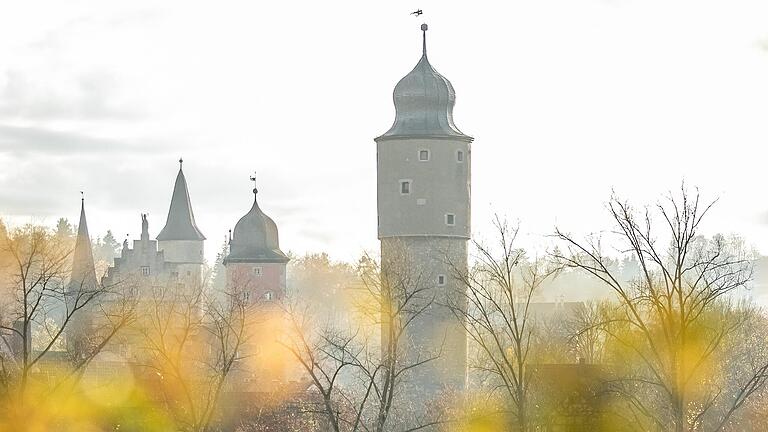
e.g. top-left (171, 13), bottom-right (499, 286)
top-left (1, 0), bottom-right (768, 265)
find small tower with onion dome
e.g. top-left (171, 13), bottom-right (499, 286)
top-left (223, 173), bottom-right (291, 390)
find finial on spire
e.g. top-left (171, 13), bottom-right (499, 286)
top-left (421, 23), bottom-right (428, 55)
top-left (250, 171), bottom-right (258, 194)
top-left (179, 157), bottom-right (184, 167)
top-left (80, 190), bottom-right (84, 203)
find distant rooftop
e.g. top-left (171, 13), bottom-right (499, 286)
top-left (156, 159), bottom-right (206, 241)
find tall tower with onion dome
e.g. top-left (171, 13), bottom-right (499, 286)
top-left (156, 158), bottom-right (206, 288)
top-left (375, 23), bottom-right (471, 406)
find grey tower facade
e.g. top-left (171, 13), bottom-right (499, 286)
top-left (376, 24), bottom-right (471, 402)
top-left (156, 159), bottom-right (206, 288)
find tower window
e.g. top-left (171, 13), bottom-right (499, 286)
top-left (141, 266), bottom-right (150, 276)
top-left (264, 291), bottom-right (274, 301)
top-left (400, 180), bottom-right (411, 195)
top-left (457, 150), bottom-right (464, 162)
top-left (253, 266), bottom-right (263, 277)
top-left (445, 214), bottom-right (456, 226)
top-left (437, 274), bottom-right (446, 286)
top-left (419, 150), bottom-right (430, 161)
top-left (243, 291), bottom-right (251, 303)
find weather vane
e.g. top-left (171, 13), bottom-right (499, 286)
top-left (250, 171), bottom-right (258, 192)
top-left (411, 9), bottom-right (423, 17)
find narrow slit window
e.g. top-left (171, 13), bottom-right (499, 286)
top-left (400, 180), bottom-right (411, 195)
top-left (457, 150), bottom-right (464, 162)
top-left (445, 214), bottom-right (456, 226)
top-left (437, 274), bottom-right (446, 286)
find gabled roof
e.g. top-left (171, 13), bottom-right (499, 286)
top-left (157, 162), bottom-right (206, 241)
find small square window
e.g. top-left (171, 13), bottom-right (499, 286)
top-left (253, 267), bottom-right (263, 276)
top-left (437, 274), bottom-right (446, 286)
top-left (457, 150), bottom-right (464, 162)
top-left (141, 266), bottom-right (150, 276)
top-left (419, 150), bottom-right (430, 161)
top-left (445, 214), bottom-right (456, 226)
top-left (400, 180), bottom-right (411, 195)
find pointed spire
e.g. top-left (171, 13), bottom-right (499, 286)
top-left (156, 160), bottom-right (206, 241)
top-left (421, 23), bottom-right (428, 56)
top-left (70, 194), bottom-right (97, 292)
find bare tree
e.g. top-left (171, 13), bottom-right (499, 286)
top-left (0, 224), bottom-right (117, 406)
top-left (283, 309), bottom-right (371, 432)
top-left (552, 186), bottom-right (767, 432)
top-left (132, 275), bottom-right (253, 432)
top-left (284, 249), bottom-right (443, 432)
top-left (445, 217), bottom-right (553, 431)
top-left (565, 301), bottom-right (612, 365)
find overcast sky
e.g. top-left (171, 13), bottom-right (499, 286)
top-left (2, 0), bottom-right (768, 264)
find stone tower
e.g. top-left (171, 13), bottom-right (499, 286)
top-left (375, 24), bottom-right (471, 402)
top-left (223, 179), bottom-right (290, 390)
top-left (156, 159), bottom-right (206, 288)
top-left (223, 179), bottom-right (289, 300)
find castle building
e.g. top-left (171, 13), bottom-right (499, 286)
top-left (375, 23), bottom-right (471, 403)
top-left (102, 159), bottom-right (205, 291)
top-left (101, 214), bottom-right (171, 291)
top-left (223, 180), bottom-right (290, 389)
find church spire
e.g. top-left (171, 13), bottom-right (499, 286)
top-left (156, 159), bottom-right (206, 241)
top-left (70, 194), bottom-right (97, 291)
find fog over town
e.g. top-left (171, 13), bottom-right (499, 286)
top-left (3, 1), bottom-right (768, 431)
